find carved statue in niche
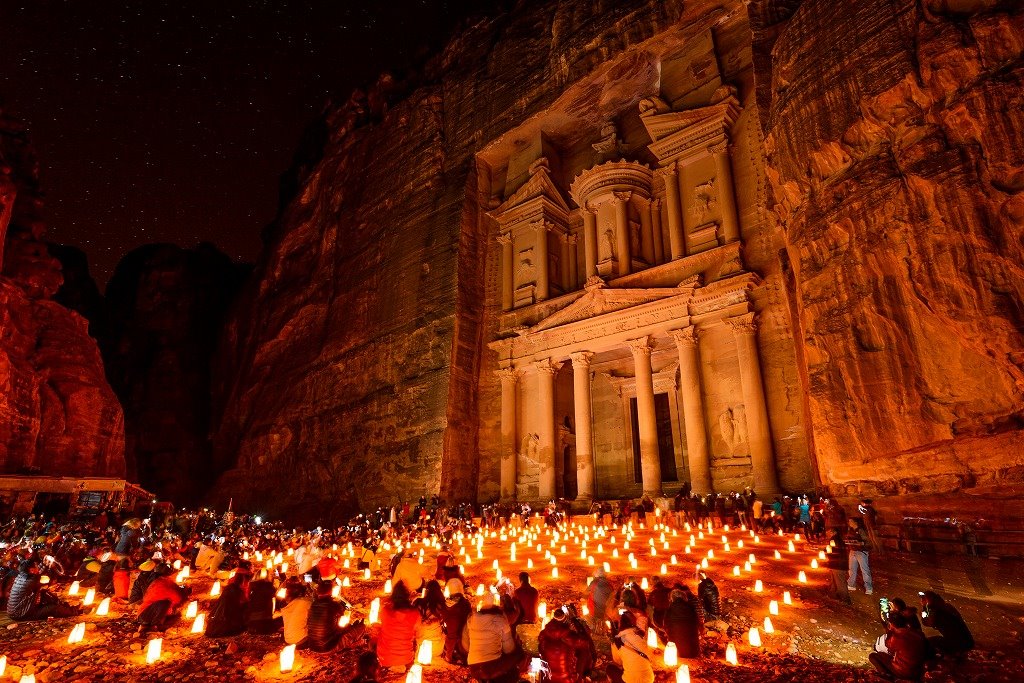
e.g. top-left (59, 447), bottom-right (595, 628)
top-left (516, 248), bottom-right (535, 285)
top-left (521, 433), bottom-right (540, 464)
top-left (602, 229), bottom-right (616, 259)
top-left (629, 220), bottom-right (641, 256)
top-left (690, 178), bottom-right (718, 224)
top-left (718, 406), bottom-right (748, 455)
top-left (592, 120), bottom-right (625, 160)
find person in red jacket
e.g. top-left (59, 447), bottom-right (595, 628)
top-left (514, 572), bottom-right (539, 624)
top-left (869, 611), bottom-right (928, 681)
top-left (376, 582), bottom-right (422, 672)
top-left (137, 564), bottom-right (189, 633)
top-left (539, 608), bottom-right (592, 683)
top-left (113, 558), bottom-right (132, 600)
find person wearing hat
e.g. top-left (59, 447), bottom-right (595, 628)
top-left (461, 591), bottom-right (527, 681)
top-left (138, 563), bottom-right (190, 633)
top-left (129, 559), bottom-right (159, 604)
top-left (539, 607), bottom-right (592, 683)
top-left (869, 611), bottom-right (927, 680)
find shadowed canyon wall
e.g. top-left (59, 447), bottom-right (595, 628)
top-left (752, 0), bottom-right (1024, 514)
top-left (0, 106), bottom-right (125, 478)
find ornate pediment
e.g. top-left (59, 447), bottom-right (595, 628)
top-left (490, 158), bottom-right (571, 220)
top-left (530, 283), bottom-right (687, 333)
top-left (640, 88), bottom-right (741, 164)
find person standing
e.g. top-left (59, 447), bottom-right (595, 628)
top-left (825, 529), bottom-right (851, 604)
top-left (859, 499), bottom-right (883, 555)
top-left (846, 518), bottom-right (873, 595)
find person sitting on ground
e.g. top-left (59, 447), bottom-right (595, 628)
top-left (7, 560), bottom-right (79, 621)
top-left (96, 550), bottom-right (117, 595)
top-left (275, 582), bottom-right (313, 647)
top-left (204, 565), bottom-right (251, 638)
top-left (349, 651), bottom-right (381, 683)
top-left (246, 574), bottom-right (281, 634)
top-left (443, 578), bottom-right (472, 664)
top-left (514, 571), bottom-right (539, 624)
top-left (663, 587), bottom-right (700, 659)
top-left (920, 591), bottom-right (974, 656)
top-left (697, 573), bottom-right (720, 621)
top-left (392, 550), bottom-right (424, 593)
top-left (869, 611), bottom-right (928, 681)
top-left (608, 611), bottom-right (654, 683)
top-left (138, 563), bottom-right (190, 633)
top-left (886, 598), bottom-right (922, 632)
top-left (129, 558), bottom-right (158, 604)
top-left (539, 607), bottom-right (591, 683)
top-left (462, 592), bottom-right (527, 682)
top-left (648, 577), bottom-right (671, 628)
top-left (306, 579), bottom-right (347, 652)
top-left (414, 580), bottom-right (446, 662)
top-left (377, 581), bottom-right (422, 671)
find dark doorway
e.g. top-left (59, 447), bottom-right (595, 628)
top-left (630, 394), bottom-right (678, 484)
top-left (563, 446), bottom-right (577, 500)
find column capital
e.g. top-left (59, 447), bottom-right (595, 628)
top-left (625, 336), bottom-right (652, 358)
top-left (530, 219), bottom-right (556, 233)
top-left (670, 327), bottom-right (700, 349)
top-left (612, 190), bottom-right (633, 203)
top-left (534, 357), bottom-right (562, 375)
top-left (570, 351), bottom-right (595, 369)
top-left (727, 312), bottom-right (757, 336)
top-left (496, 232), bottom-right (512, 246)
top-left (494, 367), bottom-right (521, 384)
top-left (566, 233), bottom-right (578, 246)
top-left (655, 163), bottom-right (678, 179)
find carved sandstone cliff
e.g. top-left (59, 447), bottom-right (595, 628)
top-left (753, 0), bottom-right (1024, 502)
top-left (0, 106), bottom-right (125, 478)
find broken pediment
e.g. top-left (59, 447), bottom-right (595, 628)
top-left (490, 158), bottom-right (571, 222)
top-left (640, 89), bottom-right (741, 164)
top-left (530, 282), bottom-right (690, 333)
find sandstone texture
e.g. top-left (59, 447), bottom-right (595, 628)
top-left (752, 0), bottom-right (1024, 505)
top-left (0, 106), bottom-right (125, 478)
top-left (101, 243), bottom-right (249, 504)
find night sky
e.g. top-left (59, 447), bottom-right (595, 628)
top-left (0, 0), bottom-right (492, 285)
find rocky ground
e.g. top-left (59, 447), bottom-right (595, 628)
top-left (1, 521), bottom-right (1022, 682)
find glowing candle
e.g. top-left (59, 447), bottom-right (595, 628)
top-left (733, 565), bottom-right (740, 576)
top-left (788, 540), bottom-right (795, 552)
top-left (737, 540), bottom-right (744, 548)
top-left (276, 587), bottom-right (287, 600)
top-left (725, 642), bottom-right (738, 665)
top-left (744, 562), bottom-right (752, 572)
top-left (603, 562), bottom-right (611, 573)
top-left (363, 568), bottom-right (371, 580)
top-left (68, 622), bottom-right (86, 644)
top-left (663, 642), bottom-right (678, 666)
top-left (670, 555), bottom-right (677, 565)
top-left (82, 588), bottom-right (95, 607)
top-left (145, 638), bottom-right (162, 664)
top-left (707, 549), bottom-right (714, 559)
top-left (280, 643), bottom-right (296, 673)
top-left (68, 581), bottom-right (80, 596)
top-left (646, 628), bottom-right (658, 649)
top-left (769, 600), bottom-right (779, 615)
top-left (384, 580), bottom-right (393, 594)
top-left (551, 567), bottom-right (559, 579)
top-left (783, 590), bottom-right (792, 605)
top-left (417, 639), bottom-right (433, 665)
top-left (369, 597), bottom-right (381, 623)
top-left (818, 550), bottom-right (826, 560)
top-left (754, 580), bottom-right (763, 593)
top-left (406, 664), bottom-right (423, 683)
top-left (527, 559), bottom-right (534, 569)
top-left (339, 612), bottom-right (351, 627)
top-left (676, 664), bottom-right (690, 683)
top-left (774, 550), bottom-right (782, 560)
top-left (192, 613), bottom-right (206, 633)
top-left (476, 584), bottom-right (485, 596)
top-left (538, 602), bottom-right (547, 619)
top-left (798, 571), bottom-right (808, 583)
top-left (700, 558), bottom-right (708, 569)
top-left (661, 564), bottom-right (668, 575)
top-left (343, 577), bottom-right (351, 587)
top-left (95, 597), bottom-right (110, 616)
top-left (764, 616), bottom-right (775, 633)
top-left (748, 627), bottom-right (762, 647)
top-left (640, 577), bottom-right (649, 590)
top-left (210, 580), bottom-right (221, 597)
top-left (19, 675), bottom-right (34, 683)
top-left (582, 604), bottom-right (589, 616)
top-left (0, 655), bottom-right (4, 676)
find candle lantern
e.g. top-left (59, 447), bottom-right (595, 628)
top-left (769, 600), bottom-right (779, 615)
top-left (369, 597), bottom-right (381, 624)
top-left (145, 637), bottom-right (162, 664)
top-left (732, 566), bottom-right (740, 577)
top-left (754, 580), bottom-right (763, 593)
top-left (783, 591), bottom-right (792, 605)
top-left (68, 622), bottom-right (86, 644)
top-left (82, 588), bottom-right (95, 607)
top-left (764, 616), bottom-right (775, 633)
top-left (640, 577), bottom-right (649, 590)
top-left (417, 640), bottom-right (433, 665)
top-left (192, 613), bottom-right (206, 634)
top-left (725, 642), bottom-right (738, 665)
top-left (798, 571), bottom-right (808, 583)
top-left (280, 643), bottom-right (296, 673)
top-left (748, 627), bottom-right (762, 647)
top-left (0, 655), bottom-right (4, 676)
top-left (646, 627), bottom-right (658, 649)
top-left (332, 584), bottom-right (342, 599)
top-left (538, 602), bottom-right (547, 619)
top-left (663, 642), bottom-right (678, 666)
top-left (210, 580), bottom-right (221, 597)
top-left (96, 597), bottom-right (110, 616)
top-left (406, 664), bottom-right (423, 683)
top-left (19, 675), bottom-right (35, 683)
top-left (551, 567), bottom-right (559, 579)
top-left (68, 581), bottom-right (80, 596)
top-left (676, 664), bottom-right (690, 683)
top-left (384, 580), bottom-right (393, 594)
top-left (774, 550), bottom-right (782, 560)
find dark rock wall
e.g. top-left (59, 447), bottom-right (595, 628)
top-left (0, 106), bottom-right (125, 478)
top-left (753, 0), bottom-right (1024, 501)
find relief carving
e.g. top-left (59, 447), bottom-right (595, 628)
top-left (516, 248), bottom-right (535, 284)
top-left (690, 178), bottom-right (718, 224)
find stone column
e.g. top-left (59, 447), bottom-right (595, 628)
top-left (671, 328), bottom-right (712, 493)
top-left (728, 314), bottom-right (780, 494)
top-left (570, 351), bottom-right (596, 502)
top-left (497, 233), bottom-right (514, 311)
top-left (496, 367), bottom-right (520, 500)
top-left (567, 234), bottom-right (579, 291)
top-left (559, 233), bottom-right (571, 293)
top-left (712, 143), bottom-right (740, 244)
top-left (613, 191), bottom-right (632, 277)
top-left (535, 358), bottom-right (560, 501)
top-left (534, 220), bottom-right (550, 302)
top-left (639, 198), bottom-right (655, 265)
top-left (650, 199), bottom-right (664, 265)
top-left (626, 336), bottom-right (662, 496)
top-left (659, 164), bottom-right (685, 260)
top-left (582, 208), bottom-right (598, 278)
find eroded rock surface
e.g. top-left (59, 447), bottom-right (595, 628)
top-left (0, 105), bottom-right (125, 478)
top-left (753, 0), bottom-right (1024, 500)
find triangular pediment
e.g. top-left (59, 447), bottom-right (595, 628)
top-left (530, 285), bottom-right (688, 333)
top-left (493, 161), bottom-right (571, 216)
top-left (640, 97), bottom-right (741, 163)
